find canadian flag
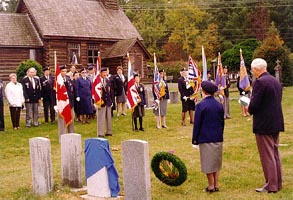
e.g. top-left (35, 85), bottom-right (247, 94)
top-left (54, 53), bottom-right (72, 126)
top-left (91, 52), bottom-right (104, 108)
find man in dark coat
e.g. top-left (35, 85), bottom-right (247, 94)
top-left (40, 67), bottom-right (56, 123)
top-left (248, 58), bottom-right (284, 193)
top-left (22, 67), bottom-right (42, 127)
top-left (57, 65), bottom-right (75, 139)
top-left (97, 68), bottom-right (113, 137)
top-left (178, 67), bottom-right (195, 126)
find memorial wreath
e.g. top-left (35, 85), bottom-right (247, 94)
top-left (151, 152), bottom-right (187, 186)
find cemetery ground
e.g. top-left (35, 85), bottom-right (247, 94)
top-left (0, 86), bottom-right (292, 200)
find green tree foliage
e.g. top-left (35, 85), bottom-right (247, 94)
top-left (222, 39), bottom-right (260, 72)
top-left (254, 22), bottom-right (292, 86)
top-left (16, 60), bottom-right (43, 81)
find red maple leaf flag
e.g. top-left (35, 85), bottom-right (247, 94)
top-left (91, 52), bottom-right (104, 108)
top-left (54, 52), bottom-right (72, 126)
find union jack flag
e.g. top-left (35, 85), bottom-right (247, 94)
top-left (153, 53), bottom-right (160, 99)
top-left (188, 56), bottom-right (202, 93)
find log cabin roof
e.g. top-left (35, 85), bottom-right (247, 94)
top-left (16, 0), bottom-right (142, 40)
top-left (103, 38), bottom-right (151, 59)
top-left (0, 13), bottom-right (43, 47)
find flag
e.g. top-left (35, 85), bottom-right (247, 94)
top-left (239, 49), bottom-right (251, 91)
top-left (126, 53), bottom-right (140, 112)
top-left (54, 53), bottom-right (72, 126)
top-left (188, 56), bottom-right (202, 93)
top-left (153, 53), bottom-right (160, 99)
top-left (202, 46), bottom-right (208, 81)
top-left (215, 52), bottom-right (226, 89)
top-left (91, 52), bottom-right (104, 108)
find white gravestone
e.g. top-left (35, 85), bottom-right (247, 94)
top-left (29, 137), bottom-right (53, 195)
top-left (121, 140), bottom-right (151, 200)
top-left (61, 133), bottom-right (82, 188)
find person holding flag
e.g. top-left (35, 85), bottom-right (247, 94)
top-left (215, 52), bottom-right (226, 104)
top-left (152, 69), bottom-right (169, 129)
top-left (55, 64), bottom-right (74, 140)
top-left (132, 74), bottom-right (146, 131)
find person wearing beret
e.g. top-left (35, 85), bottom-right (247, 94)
top-left (57, 65), bottom-right (75, 138)
top-left (87, 65), bottom-right (95, 83)
top-left (75, 68), bottom-right (93, 124)
top-left (113, 66), bottom-right (128, 117)
top-left (40, 67), bottom-right (56, 124)
top-left (22, 67), bottom-right (42, 127)
top-left (248, 58), bottom-right (284, 193)
top-left (192, 81), bottom-right (224, 193)
top-left (132, 74), bottom-right (146, 131)
top-left (152, 69), bottom-right (169, 129)
top-left (97, 67), bottom-right (113, 137)
top-left (178, 67), bottom-right (195, 126)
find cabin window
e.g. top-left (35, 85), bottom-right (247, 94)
top-left (68, 43), bottom-right (80, 64)
top-left (29, 49), bottom-right (36, 60)
top-left (88, 44), bottom-right (99, 64)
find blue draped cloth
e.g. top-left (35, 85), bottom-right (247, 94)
top-left (85, 138), bottom-right (120, 197)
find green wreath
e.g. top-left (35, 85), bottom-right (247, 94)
top-left (151, 152), bottom-right (187, 186)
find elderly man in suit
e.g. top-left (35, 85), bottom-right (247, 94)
top-left (40, 67), bottom-right (56, 123)
top-left (22, 67), bottom-right (42, 127)
top-left (97, 67), bottom-right (113, 137)
top-left (248, 58), bottom-right (284, 193)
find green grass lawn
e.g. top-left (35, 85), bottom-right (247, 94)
top-left (0, 87), bottom-right (292, 200)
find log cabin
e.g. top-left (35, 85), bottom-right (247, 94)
top-left (0, 0), bottom-right (151, 81)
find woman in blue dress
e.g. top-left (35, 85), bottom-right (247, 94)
top-left (75, 68), bottom-right (93, 124)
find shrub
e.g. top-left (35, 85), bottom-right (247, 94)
top-left (16, 60), bottom-right (43, 81)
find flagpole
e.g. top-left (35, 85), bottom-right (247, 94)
top-left (96, 52), bottom-right (100, 137)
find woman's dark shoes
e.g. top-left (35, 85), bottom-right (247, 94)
top-left (203, 187), bottom-right (215, 193)
top-left (214, 188), bottom-right (219, 192)
top-left (134, 128), bottom-right (138, 131)
top-left (139, 127), bottom-right (145, 131)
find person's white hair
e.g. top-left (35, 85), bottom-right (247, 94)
top-left (27, 67), bottom-right (36, 73)
top-left (9, 73), bottom-right (17, 79)
top-left (251, 58), bottom-right (267, 70)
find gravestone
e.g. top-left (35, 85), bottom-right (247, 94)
top-left (274, 59), bottom-right (282, 84)
top-left (121, 140), bottom-right (151, 200)
top-left (29, 137), bottom-right (53, 195)
top-left (144, 86), bottom-right (154, 108)
top-left (61, 133), bottom-right (82, 188)
top-left (169, 91), bottom-right (178, 103)
top-left (84, 138), bottom-right (120, 198)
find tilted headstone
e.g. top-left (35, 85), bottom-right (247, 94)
top-left (169, 91), bottom-right (178, 103)
top-left (29, 137), bottom-right (53, 195)
top-left (61, 133), bottom-right (82, 188)
top-left (121, 140), bottom-right (151, 200)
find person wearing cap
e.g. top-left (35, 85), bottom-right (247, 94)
top-left (40, 67), bottom-right (56, 124)
top-left (57, 65), bottom-right (75, 138)
top-left (178, 67), bottom-right (195, 126)
top-left (248, 58), bottom-right (284, 193)
top-left (113, 66), bottom-right (127, 116)
top-left (97, 67), bottom-right (113, 137)
top-left (192, 81), bottom-right (224, 193)
top-left (223, 67), bottom-right (231, 119)
top-left (152, 69), bottom-right (169, 128)
top-left (22, 67), bottom-right (42, 127)
top-left (75, 68), bottom-right (93, 124)
top-left (87, 65), bottom-right (95, 83)
top-left (132, 74), bottom-right (146, 131)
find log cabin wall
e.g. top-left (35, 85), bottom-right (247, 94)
top-left (0, 47), bottom-right (42, 81)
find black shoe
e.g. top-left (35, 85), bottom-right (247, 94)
top-left (139, 128), bottom-right (145, 131)
top-left (98, 135), bottom-right (104, 138)
top-left (105, 133), bottom-right (112, 136)
top-left (203, 187), bottom-right (215, 193)
top-left (134, 128), bottom-right (138, 131)
top-left (214, 188), bottom-right (219, 192)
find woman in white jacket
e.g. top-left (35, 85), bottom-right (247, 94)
top-left (5, 73), bottom-right (25, 129)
